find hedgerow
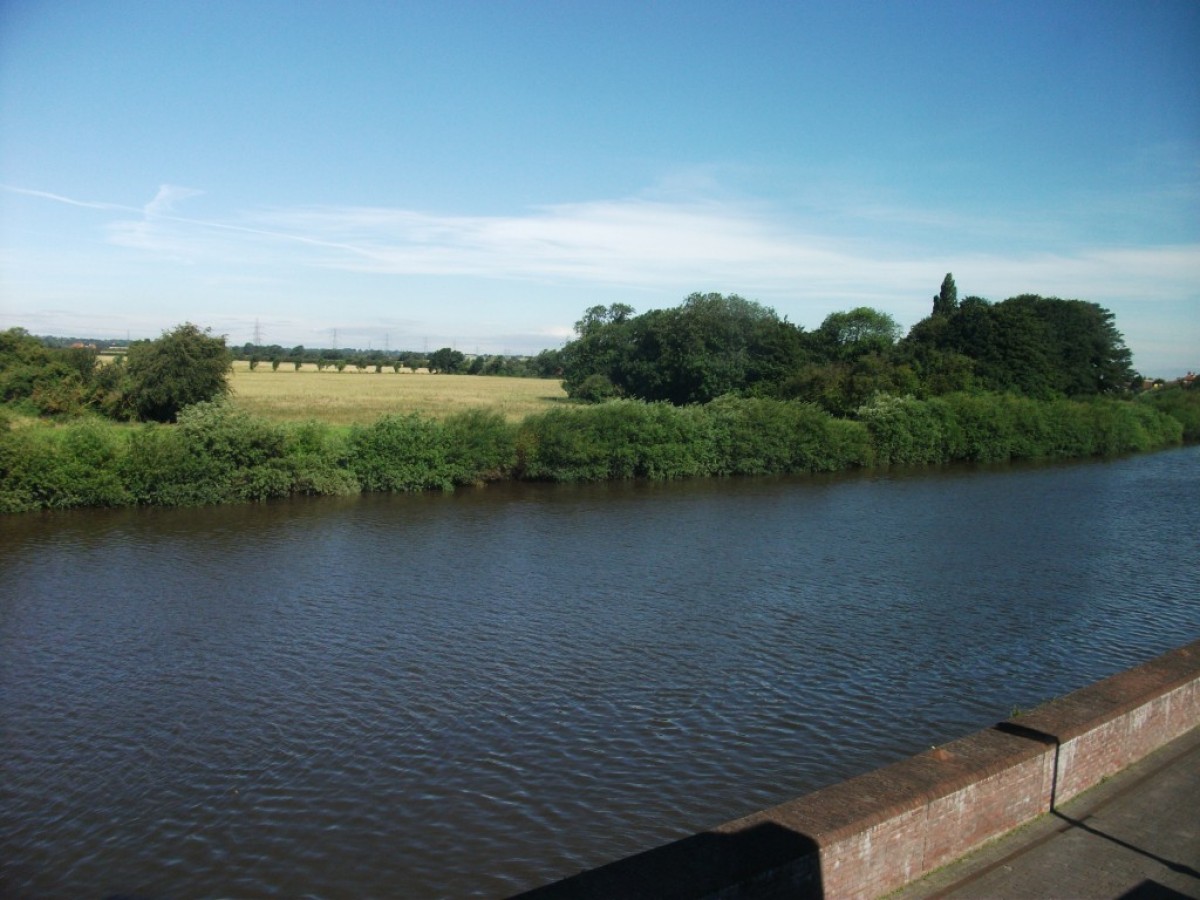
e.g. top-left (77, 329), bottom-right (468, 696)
top-left (0, 392), bottom-right (1186, 513)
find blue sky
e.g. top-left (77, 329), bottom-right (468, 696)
top-left (2, 1), bottom-right (1197, 375)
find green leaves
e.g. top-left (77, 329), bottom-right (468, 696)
top-left (124, 323), bottom-right (232, 422)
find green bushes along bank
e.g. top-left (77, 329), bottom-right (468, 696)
top-left (1, 390), bottom-right (1191, 513)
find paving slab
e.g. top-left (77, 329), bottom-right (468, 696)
top-left (893, 725), bottom-right (1200, 899)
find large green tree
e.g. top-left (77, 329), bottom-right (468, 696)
top-left (428, 347), bottom-right (466, 373)
top-left (124, 323), bottom-right (232, 422)
top-left (902, 289), bottom-right (1135, 397)
top-left (560, 294), bottom-right (807, 404)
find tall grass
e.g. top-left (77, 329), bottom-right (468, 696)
top-left (228, 368), bottom-right (567, 424)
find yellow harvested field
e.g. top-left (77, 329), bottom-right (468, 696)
top-left (228, 362), bottom-right (569, 424)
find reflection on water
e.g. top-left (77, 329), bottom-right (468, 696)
top-left (2, 447), bottom-right (1198, 897)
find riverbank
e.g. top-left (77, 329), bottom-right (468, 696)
top-left (0, 391), bottom-right (1188, 513)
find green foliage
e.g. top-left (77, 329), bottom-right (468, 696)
top-left (933, 273), bottom-right (958, 317)
top-left (516, 397), bottom-right (871, 482)
top-left (702, 396), bottom-right (869, 474)
top-left (0, 422), bottom-right (131, 512)
top-left (124, 323), bottom-right (232, 422)
top-left (573, 373), bottom-right (619, 403)
top-left (1139, 385), bottom-right (1200, 441)
top-left (349, 410), bottom-right (515, 492)
top-left (0, 389), bottom-right (1185, 513)
top-left (428, 347), bottom-right (466, 373)
top-left (123, 402), bottom-right (291, 505)
top-left (441, 409), bottom-right (518, 484)
top-left (349, 414), bottom-right (454, 491)
top-left (560, 294), bottom-right (807, 404)
top-left (280, 420), bottom-right (359, 495)
top-left (517, 401), bottom-right (706, 481)
top-left (857, 394), bottom-right (951, 465)
top-left (902, 293), bottom-right (1135, 398)
top-left (0, 328), bottom-right (95, 416)
top-left (782, 353), bottom-right (919, 417)
top-left (816, 307), bottom-right (903, 360)
top-left (857, 392), bottom-right (1181, 467)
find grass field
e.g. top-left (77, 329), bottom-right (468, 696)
top-left (227, 361), bottom-right (570, 424)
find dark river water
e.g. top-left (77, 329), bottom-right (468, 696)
top-left (2, 446), bottom-right (1198, 898)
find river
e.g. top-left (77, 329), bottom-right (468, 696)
top-left (2, 446), bottom-right (1198, 898)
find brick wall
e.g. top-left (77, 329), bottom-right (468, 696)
top-left (516, 638), bottom-right (1200, 900)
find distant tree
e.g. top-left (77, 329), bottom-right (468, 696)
top-left (530, 348), bottom-right (563, 378)
top-left (123, 323), bottom-right (232, 422)
top-left (429, 347), bottom-right (466, 373)
top-left (335, 360), bottom-right (347, 372)
top-left (271, 357), bottom-right (282, 372)
top-left (933, 273), bottom-right (958, 317)
top-left (816, 307), bottom-right (903, 360)
top-left (293, 359), bottom-right (303, 371)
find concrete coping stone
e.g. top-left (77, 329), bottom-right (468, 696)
top-left (999, 638), bottom-right (1200, 744)
top-left (515, 639), bottom-right (1200, 899)
top-left (722, 726), bottom-right (1047, 849)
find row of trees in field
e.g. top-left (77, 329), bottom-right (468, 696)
top-left (234, 343), bottom-right (562, 378)
top-left (558, 276), bottom-right (1141, 413)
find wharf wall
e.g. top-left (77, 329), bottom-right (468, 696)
top-left (518, 637), bottom-right (1200, 899)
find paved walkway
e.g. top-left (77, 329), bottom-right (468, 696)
top-left (893, 725), bottom-right (1200, 899)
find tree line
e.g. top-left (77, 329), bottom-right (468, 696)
top-left (557, 275), bottom-right (1142, 413)
top-left (233, 343), bottom-right (561, 378)
top-left (3, 274), bottom-right (1198, 513)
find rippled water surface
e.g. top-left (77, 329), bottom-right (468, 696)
top-left (2, 447), bottom-right (1198, 898)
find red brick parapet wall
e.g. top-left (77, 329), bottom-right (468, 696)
top-left (516, 638), bottom-right (1200, 900)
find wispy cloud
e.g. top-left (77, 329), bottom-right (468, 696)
top-left (4, 182), bottom-right (1197, 370)
top-left (10, 182), bottom-right (1196, 305)
top-left (143, 184), bottom-right (203, 217)
top-left (2, 184), bottom-right (135, 213)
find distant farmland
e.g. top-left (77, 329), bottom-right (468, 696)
top-left (227, 362), bottom-right (569, 424)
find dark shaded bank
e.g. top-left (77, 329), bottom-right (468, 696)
top-left (0, 391), bottom-right (1189, 513)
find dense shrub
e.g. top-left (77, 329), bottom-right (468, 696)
top-left (441, 409), bottom-right (519, 484)
top-left (517, 401), bottom-right (706, 481)
top-left (0, 392), bottom-right (1184, 514)
top-left (857, 394), bottom-right (950, 465)
top-left (281, 421), bottom-right (359, 496)
top-left (860, 392), bottom-right (1182, 466)
top-left (349, 414), bottom-right (454, 492)
top-left (517, 397), bottom-right (871, 481)
top-left (123, 401), bottom-right (295, 505)
top-left (702, 396), bottom-right (865, 474)
top-left (1139, 386), bottom-right (1200, 441)
top-left (0, 422), bottom-right (130, 511)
